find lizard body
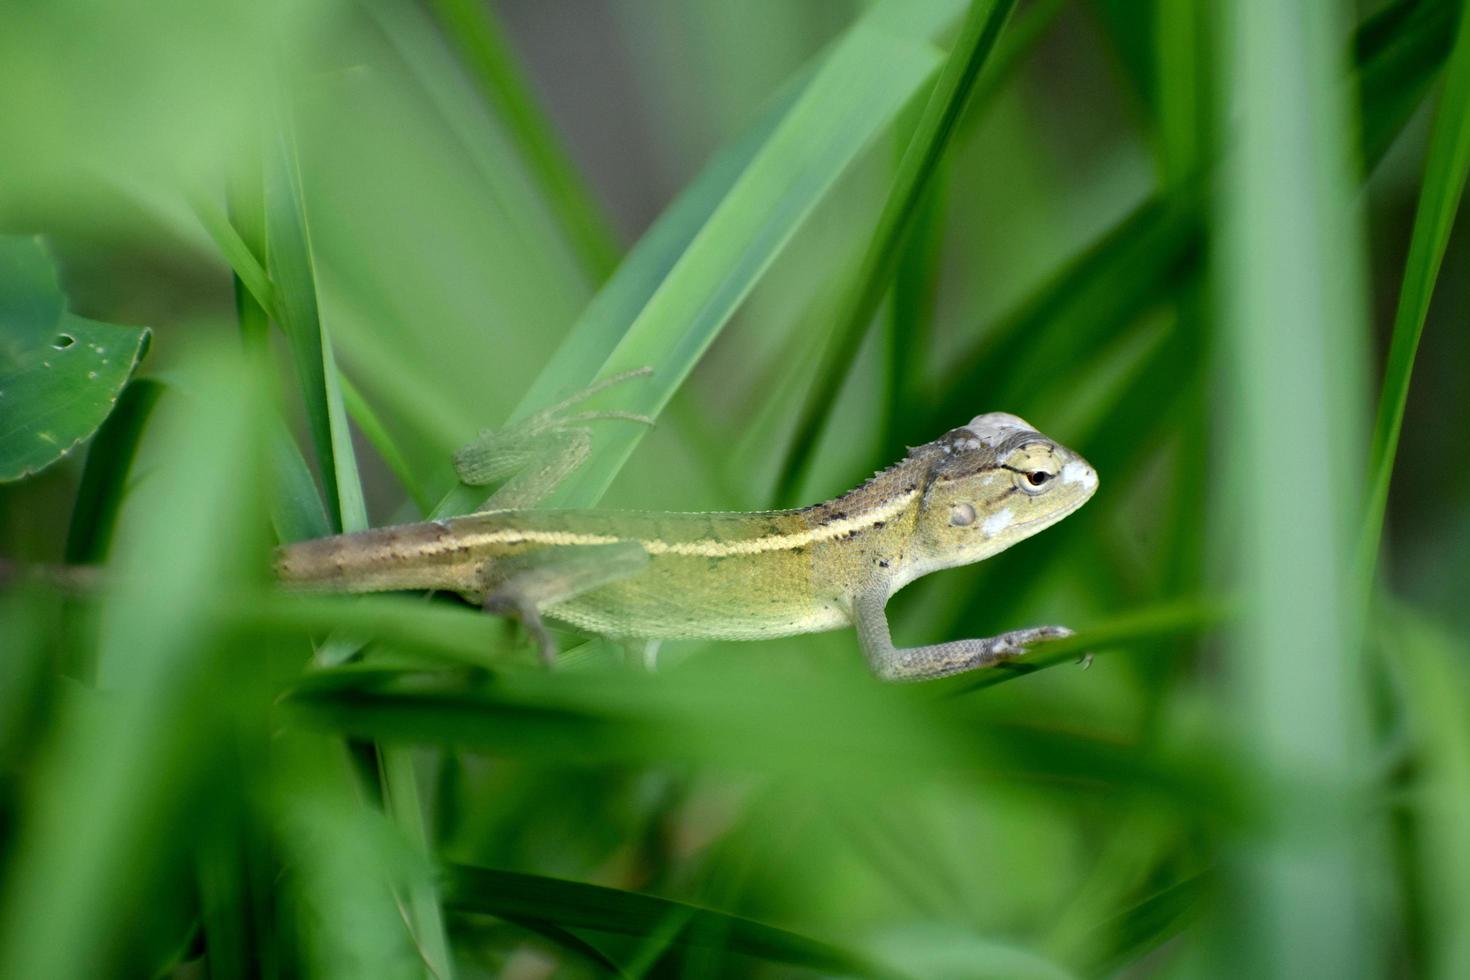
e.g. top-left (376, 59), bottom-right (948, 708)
top-left (276, 412), bottom-right (1098, 679)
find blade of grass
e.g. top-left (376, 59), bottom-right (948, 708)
top-left (1213, 2), bottom-right (1378, 976)
top-left (425, 0), bottom-right (621, 281)
top-left (264, 104), bottom-right (367, 535)
top-left (444, 864), bottom-right (893, 978)
top-left (1384, 604), bottom-right (1470, 979)
top-left (942, 596), bottom-right (1230, 695)
top-left (64, 378), bottom-right (164, 564)
top-left (1079, 873), bottom-right (1207, 976)
top-left (1356, 0), bottom-right (1461, 169)
top-left (497, 916), bottom-right (631, 978)
top-left (774, 0), bottom-right (1019, 503)
top-left (1360, 0), bottom-right (1470, 584)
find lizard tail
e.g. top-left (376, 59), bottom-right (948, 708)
top-left (274, 523), bottom-right (475, 595)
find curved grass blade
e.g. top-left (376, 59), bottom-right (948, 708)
top-left (64, 378), bottom-right (164, 564)
top-left (495, 917), bottom-right (631, 978)
top-left (1079, 873), bottom-right (1207, 976)
top-left (444, 864), bottom-right (894, 978)
top-left (940, 597), bottom-right (1229, 695)
top-left (1360, 0), bottom-right (1470, 583)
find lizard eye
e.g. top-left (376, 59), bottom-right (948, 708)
top-left (1014, 468), bottom-right (1056, 494)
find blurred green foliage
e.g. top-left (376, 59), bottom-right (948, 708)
top-left (2, 0), bottom-right (1469, 977)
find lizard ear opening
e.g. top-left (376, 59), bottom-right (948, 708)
top-left (950, 502), bottom-right (977, 526)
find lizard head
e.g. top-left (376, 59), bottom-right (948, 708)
top-left (911, 412), bottom-right (1098, 571)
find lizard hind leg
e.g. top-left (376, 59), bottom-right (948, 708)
top-left (477, 541), bottom-right (651, 668)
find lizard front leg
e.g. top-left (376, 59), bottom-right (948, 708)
top-left (850, 586), bottom-right (1072, 681)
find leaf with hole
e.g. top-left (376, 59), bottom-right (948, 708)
top-left (0, 235), bottom-right (150, 482)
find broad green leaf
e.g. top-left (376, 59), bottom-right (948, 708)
top-left (1361, 0), bottom-right (1470, 582)
top-left (0, 312), bottom-right (150, 483)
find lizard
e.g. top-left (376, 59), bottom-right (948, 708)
top-left (275, 405), bottom-right (1099, 681)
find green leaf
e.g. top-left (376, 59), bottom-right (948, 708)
top-left (1361, 0), bottom-right (1470, 582)
top-left (0, 235), bottom-right (65, 370)
top-left (0, 312), bottom-right (150, 483)
top-left (443, 864), bottom-right (891, 977)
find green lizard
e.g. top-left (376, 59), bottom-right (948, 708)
top-left (276, 404), bottom-right (1098, 681)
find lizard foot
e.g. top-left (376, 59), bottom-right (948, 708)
top-left (483, 592), bottom-right (558, 668)
top-left (991, 625), bottom-right (1073, 660)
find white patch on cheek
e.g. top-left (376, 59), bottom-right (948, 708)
top-left (980, 507), bottom-right (1013, 536)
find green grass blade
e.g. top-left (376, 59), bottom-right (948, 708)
top-left (774, 0), bottom-right (1019, 502)
top-left (1386, 605), bottom-right (1470, 979)
top-left (1361, 0), bottom-right (1470, 581)
top-left (1078, 874), bottom-right (1206, 976)
top-left (1356, 0), bottom-right (1461, 170)
top-left (426, 0), bottom-right (621, 281)
top-left (443, 864), bottom-right (894, 977)
top-left (263, 108), bottom-right (368, 535)
top-left (64, 378), bottom-right (164, 564)
top-left (1214, 2), bottom-right (1378, 976)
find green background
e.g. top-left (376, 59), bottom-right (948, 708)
top-left (2, 0), bottom-right (1469, 976)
